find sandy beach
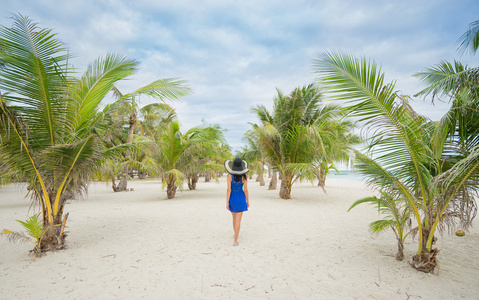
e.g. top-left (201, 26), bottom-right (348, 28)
top-left (1, 176), bottom-right (478, 299)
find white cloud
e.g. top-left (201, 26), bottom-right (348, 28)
top-left (2, 0), bottom-right (479, 152)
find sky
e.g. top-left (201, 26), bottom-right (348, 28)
top-left (1, 0), bottom-right (478, 151)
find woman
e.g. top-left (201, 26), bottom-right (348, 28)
top-left (224, 157), bottom-right (250, 246)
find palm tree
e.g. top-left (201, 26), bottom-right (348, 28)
top-left (94, 102), bottom-right (176, 190)
top-left (253, 84), bottom-right (357, 198)
top-left (184, 123), bottom-right (229, 190)
top-left (252, 86), bottom-right (319, 198)
top-left (109, 82), bottom-right (191, 191)
top-left (0, 14), bottom-right (141, 251)
top-left (151, 120), bottom-right (227, 199)
top-left (314, 51), bottom-right (478, 273)
top-left (348, 157), bottom-right (413, 261)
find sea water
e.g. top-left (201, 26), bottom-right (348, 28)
top-left (326, 170), bottom-right (364, 181)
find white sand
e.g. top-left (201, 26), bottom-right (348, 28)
top-left (1, 177), bottom-right (478, 299)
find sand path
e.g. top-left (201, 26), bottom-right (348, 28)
top-left (1, 177), bottom-right (478, 299)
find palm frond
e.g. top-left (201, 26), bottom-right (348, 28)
top-left (369, 219), bottom-right (396, 234)
top-left (414, 60), bottom-right (479, 99)
top-left (457, 19), bottom-right (479, 54)
top-left (0, 14), bottom-right (70, 147)
top-left (314, 51), bottom-right (433, 202)
top-left (71, 53), bottom-right (138, 135)
top-left (128, 78), bottom-right (192, 101)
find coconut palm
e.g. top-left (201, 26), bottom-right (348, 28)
top-left (151, 120), bottom-right (227, 199)
top-left (183, 123), bottom-right (229, 190)
top-left (2, 213), bottom-right (51, 255)
top-left (252, 86), bottom-right (321, 198)
top-left (253, 84), bottom-right (357, 198)
top-left (348, 154), bottom-right (413, 261)
top-left (314, 51), bottom-right (478, 273)
top-left (108, 82), bottom-right (191, 191)
top-left (0, 14), bottom-right (142, 251)
top-left (93, 103), bottom-right (174, 190)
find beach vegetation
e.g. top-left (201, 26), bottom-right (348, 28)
top-left (0, 14), bottom-right (165, 251)
top-left (106, 82), bottom-right (190, 191)
top-left (314, 50), bottom-right (478, 273)
top-left (96, 101), bottom-right (179, 191)
top-left (349, 188), bottom-right (412, 261)
top-left (150, 120), bottom-right (228, 199)
top-left (1, 213), bottom-right (61, 255)
top-left (458, 19), bottom-right (479, 54)
top-left (252, 84), bottom-right (358, 199)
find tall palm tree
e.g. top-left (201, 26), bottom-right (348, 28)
top-left (0, 14), bottom-right (141, 251)
top-left (314, 51), bottom-right (478, 273)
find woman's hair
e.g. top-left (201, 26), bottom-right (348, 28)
top-left (232, 174), bottom-right (247, 181)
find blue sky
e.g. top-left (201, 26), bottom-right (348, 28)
top-left (2, 0), bottom-right (478, 151)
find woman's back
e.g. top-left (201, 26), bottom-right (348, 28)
top-left (231, 175), bottom-right (244, 191)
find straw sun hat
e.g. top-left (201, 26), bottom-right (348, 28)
top-left (224, 157), bottom-right (249, 175)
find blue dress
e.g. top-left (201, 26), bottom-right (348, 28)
top-left (229, 175), bottom-right (248, 213)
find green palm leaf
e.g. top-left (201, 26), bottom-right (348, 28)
top-left (0, 14), bottom-right (70, 147)
top-left (414, 60), bottom-right (479, 99)
top-left (457, 19), bottom-right (479, 54)
top-left (71, 53), bottom-right (138, 135)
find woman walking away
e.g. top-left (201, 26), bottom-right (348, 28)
top-left (224, 157), bottom-right (250, 246)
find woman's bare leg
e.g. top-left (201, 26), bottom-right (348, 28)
top-left (231, 212), bottom-right (243, 245)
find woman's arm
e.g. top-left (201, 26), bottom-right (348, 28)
top-left (243, 176), bottom-right (250, 207)
top-left (226, 174), bottom-right (232, 210)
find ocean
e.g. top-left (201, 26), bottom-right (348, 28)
top-left (326, 170), bottom-right (364, 181)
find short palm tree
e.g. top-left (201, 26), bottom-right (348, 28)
top-left (252, 85), bottom-right (323, 198)
top-left (0, 14), bottom-right (141, 251)
top-left (253, 84), bottom-right (357, 198)
top-left (314, 51), bottom-right (478, 273)
top-left (108, 82), bottom-right (191, 191)
top-left (151, 120), bottom-right (227, 199)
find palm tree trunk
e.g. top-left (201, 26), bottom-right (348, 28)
top-left (187, 173), bottom-right (198, 190)
top-left (166, 176), bottom-right (177, 199)
top-left (411, 227), bottom-right (438, 272)
top-left (205, 171), bottom-right (211, 182)
top-left (40, 191), bottom-right (67, 251)
top-left (317, 166), bottom-right (326, 188)
top-left (279, 172), bottom-right (292, 199)
top-left (259, 163), bottom-right (265, 186)
top-left (396, 240), bottom-right (404, 261)
top-left (269, 171), bottom-right (277, 190)
top-left (118, 114), bottom-right (136, 191)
